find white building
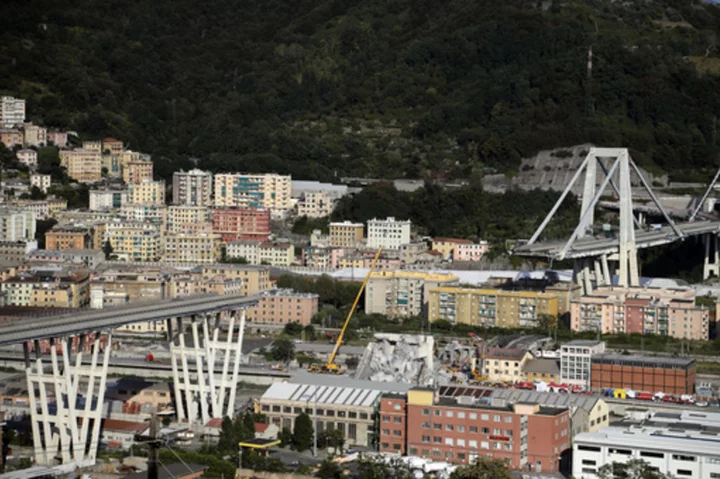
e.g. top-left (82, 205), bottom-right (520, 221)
top-left (0, 96), bottom-right (25, 127)
top-left (31, 174), bottom-right (51, 193)
top-left (0, 207), bottom-right (36, 241)
top-left (16, 149), bottom-right (37, 169)
top-left (90, 189), bottom-right (128, 211)
top-left (226, 240), bottom-right (261, 264)
top-left (297, 190), bottom-right (334, 218)
top-left (172, 169), bottom-right (213, 206)
top-left (214, 173), bottom-right (291, 211)
top-left (366, 217), bottom-right (411, 250)
top-left (560, 340), bottom-right (606, 389)
top-left (573, 413), bottom-right (720, 479)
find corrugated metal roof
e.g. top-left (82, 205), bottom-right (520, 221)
top-left (490, 388), bottom-right (600, 412)
top-left (262, 381), bottom-right (387, 408)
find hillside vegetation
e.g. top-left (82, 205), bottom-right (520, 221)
top-left (2, 0), bottom-right (720, 181)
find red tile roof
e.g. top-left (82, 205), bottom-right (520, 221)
top-left (205, 418), bottom-right (223, 428)
top-left (254, 422), bottom-right (269, 433)
top-left (102, 419), bottom-right (147, 433)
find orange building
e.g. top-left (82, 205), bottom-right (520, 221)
top-left (247, 289), bottom-right (319, 325)
top-left (590, 354), bottom-right (696, 395)
top-left (46, 226), bottom-right (92, 250)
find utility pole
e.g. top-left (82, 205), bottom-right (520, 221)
top-left (134, 413), bottom-right (162, 479)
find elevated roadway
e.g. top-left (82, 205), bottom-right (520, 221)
top-left (0, 293), bottom-right (258, 346)
top-left (514, 220), bottom-right (720, 259)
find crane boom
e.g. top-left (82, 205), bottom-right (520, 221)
top-left (327, 247), bottom-right (383, 367)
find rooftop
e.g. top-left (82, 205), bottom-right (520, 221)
top-left (102, 419), bottom-right (148, 433)
top-left (485, 348), bottom-right (528, 361)
top-left (262, 382), bottom-right (388, 408)
top-left (523, 358), bottom-right (560, 375)
top-left (574, 426), bottom-right (720, 456)
top-left (433, 237), bottom-right (472, 244)
top-left (592, 354), bottom-right (695, 368)
top-left (563, 340), bottom-right (605, 347)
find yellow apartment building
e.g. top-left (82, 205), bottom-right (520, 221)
top-left (162, 232), bottom-right (221, 263)
top-left (166, 205), bottom-right (212, 233)
top-left (60, 149), bottom-right (102, 183)
top-left (128, 179), bottom-right (165, 205)
top-left (365, 271), bottom-right (459, 318)
top-left (329, 221), bottom-right (364, 247)
top-left (258, 242), bottom-right (294, 266)
top-left (200, 264), bottom-right (273, 296)
top-left (123, 160), bottom-right (153, 185)
top-left (104, 222), bottom-right (161, 261)
top-left (428, 287), bottom-right (559, 328)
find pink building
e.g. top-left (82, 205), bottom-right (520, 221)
top-left (47, 131), bottom-right (68, 148)
top-left (570, 287), bottom-right (709, 340)
top-left (452, 241), bottom-right (489, 262)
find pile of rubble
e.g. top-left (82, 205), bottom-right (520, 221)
top-left (355, 333), bottom-right (435, 386)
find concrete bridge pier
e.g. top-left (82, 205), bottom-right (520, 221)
top-left (573, 254), bottom-right (616, 295)
top-left (703, 233), bottom-right (720, 280)
top-left (23, 332), bottom-right (112, 467)
top-left (167, 308), bottom-right (247, 427)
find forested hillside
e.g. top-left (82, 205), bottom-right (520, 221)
top-left (2, 0), bottom-right (720, 181)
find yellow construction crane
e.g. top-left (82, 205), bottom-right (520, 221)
top-left (308, 247), bottom-right (383, 375)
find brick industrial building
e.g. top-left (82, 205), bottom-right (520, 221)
top-left (379, 387), bottom-right (570, 473)
top-left (590, 354), bottom-right (696, 395)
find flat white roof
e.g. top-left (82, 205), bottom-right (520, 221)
top-left (262, 382), bottom-right (382, 408)
top-left (575, 427), bottom-right (720, 457)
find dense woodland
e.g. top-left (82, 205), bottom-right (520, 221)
top-left (2, 0), bottom-right (720, 182)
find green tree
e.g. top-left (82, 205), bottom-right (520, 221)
top-left (292, 412), bottom-right (314, 452)
top-left (29, 185), bottom-right (46, 200)
top-left (278, 427), bottom-right (292, 447)
top-left (102, 239), bottom-right (114, 260)
top-left (597, 459), bottom-right (671, 479)
top-left (271, 338), bottom-right (296, 361)
top-left (321, 428), bottom-right (345, 453)
top-left (449, 458), bottom-right (514, 479)
top-left (284, 321), bottom-right (304, 336)
top-left (315, 458), bottom-right (344, 479)
top-left (217, 416), bottom-right (237, 452)
top-left (34, 219), bottom-right (57, 249)
top-left (357, 458), bottom-right (413, 479)
top-left (538, 314), bottom-right (558, 330)
top-left (304, 324), bottom-right (317, 340)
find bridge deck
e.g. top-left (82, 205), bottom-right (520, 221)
top-left (514, 220), bottom-right (720, 259)
top-left (0, 293), bottom-right (258, 346)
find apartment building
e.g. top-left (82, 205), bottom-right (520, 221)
top-left (591, 354), bottom-right (696, 395)
top-left (47, 131), bottom-right (68, 148)
top-left (453, 242), bottom-right (489, 262)
top-left (428, 287), bottom-right (559, 328)
top-left (83, 140), bottom-right (102, 152)
top-left (0, 240), bottom-right (37, 262)
top-left (0, 207), bottom-right (36, 241)
top-left (9, 197), bottom-right (66, 221)
top-left (60, 149), bottom-right (102, 183)
top-left (570, 286), bottom-right (709, 340)
top-left (46, 226), bottom-right (92, 250)
top-left (30, 174), bottom-right (51, 193)
top-left (214, 173), bottom-right (291, 211)
top-left (365, 271), bottom-right (459, 318)
top-left (162, 232), bottom-right (221, 263)
top-left (200, 264), bottom-right (272, 296)
top-left (1, 271), bottom-right (90, 308)
top-left (560, 340), bottom-right (606, 389)
top-left (16, 149), bottom-right (37, 169)
top-left (127, 179), bottom-right (165, 205)
top-left (246, 289), bottom-right (319, 325)
top-left (101, 153), bottom-right (122, 177)
top-left (303, 246), bottom-right (346, 269)
top-left (379, 387), bottom-right (570, 472)
top-left (90, 270), bottom-right (169, 304)
top-left (90, 189), bottom-right (128, 211)
top-left (104, 221), bottom-right (161, 261)
top-left (0, 128), bottom-right (23, 147)
top-left (0, 96), bottom-right (25, 127)
top-left (102, 137), bottom-right (124, 155)
top-left (122, 160), bottom-right (153, 185)
top-left (367, 217), bottom-right (411, 250)
top-left (297, 190), bottom-right (334, 218)
top-left (259, 242), bottom-right (294, 266)
top-left (120, 204), bottom-right (167, 225)
top-left (338, 253), bottom-right (402, 270)
top-left (482, 348), bottom-right (533, 383)
top-left (432, 238), bottom-right (471, 260)
top-left (329, 221), bottom-right (364, 247)
top-left (22, 123), bottom-right (47, 147)
top-left (166, 205), bottom-right (212, 233)
top-left (212, 207), bottom-right (271, 242)
top-left (172, 169), bottom-right (213, 206)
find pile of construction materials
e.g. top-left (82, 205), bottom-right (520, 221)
top-left (355, 333), bottom-right (435, 385)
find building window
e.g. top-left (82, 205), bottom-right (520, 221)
top-left (382, 416), bottom-right (390, 422)
top-left (433, 423), bottom-right (442, 430)
top-left (444, 438), bottom-right (453, 446)
top-left (672, 455), bottom-right (696, 462)
top-left (446, 411), bottom-right (454, 418)
top-left (394, 417), bottom-right (402, 423)
top-left (446, 424), bottom-right (454, 431)
top-left (382, 429), bottom-right (390, 435)
top-left (422, 436), bottom-right (430, 443)
top-left (393, 430), bottom-right (402, 437)
top-left (422, 408), bottom-right (430, 416)
top-left (469, 426), bottom-right (478, 433)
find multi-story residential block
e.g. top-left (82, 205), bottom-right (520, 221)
top-left (127, 179), bottom-right (165, 205)
top-left (0, 96), bottom-right (25, 127)
top-left (122, 160), bottom-right (153, 185)
top-left (258, 380), bottom-right (395, 448)
top-left (30, 173), bottom-right (51, 193)
top-left (379, 387), bottom-right (570, 472)
top-left (162, 232), bottom-right (221, 263)
top-left (570, 287), bottom-right (710, 340)
top-left (0, 240), bottom-right (38, 262)
top-left (453, 241), bottom-right (489, 262)
top-left (367, 217), bottom-right (411, 250)
top-left (104, 221), bottom-right (161, 261)
top-left (212, 207), bottom-right (271, 242)
top-left (16, 149), bottom-right (37, 169)
top-left (59, 249), bottom-right (105, 269)
top-left (89, 189), bottom-right (128, 211)
top-left (60, 149), bottom-right (102, 183)
top-left (228, 240), bottom-right (294, 266)
top-left (246, 289), bottom-right (319, 325)
top-left (329, 221), bottom-right (364, 247)
top-left (200, 264), bottom-right (272, 296)
top-left (560, 340), bottom-right (606, 389)
top-left (365, 271), bottom-right (459, 318)
top-left (432, 238), bottom-right (471, 260)
top-left (226, 240), bottom-right (261, 264)
top-left (120, 204), bottom-right (167, 226)
top-left (22, 123), bottom-right (47, 147)
top-left (47, 131), bottom-right (68, 148)
top-left (101, 153), bottom-right (122, 177)
top-left (428, 287), bottom-right (559, 328)
top-left (82, 140), bottom-right (102, 152)
top-left (172, 169), bottom-right (213, 206)
top-left (46, 226), bottom-right (92, 250)
top-left (522, 358), bottom-right (560, 384)
top-left (90, 270), bottom-right (169, 304)
top-left (303, 246), bottom-right (346, 269)
top-left (102, 137), bottom-right (124, 155)
top-left (214, 173), bottom-right (291, 211)
top-left (338, 253), bottom-right (402, 270)
top-left (591, 354), bottom-right (696, 395)
top-left (166, 205), bottom-right (212, 233)
top-left (297, 190), bottom-right (334, 218)
top-left (482, 348), bottom-right (532, 383)
top-left (0, 128), bottom-right (23, 147)
top-left (0, 207), bottom-right (35, 241)
top-left (9, 197), bottom-right (67, 220)
top-left (1, 270), bottom-right (90, 308)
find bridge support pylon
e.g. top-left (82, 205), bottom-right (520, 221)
top-left (167, 309), bottom-right (246, 427)
top-left (703, 233), bottom-right (720, 280)
top-left (23, 333), bottom-right (112, 467)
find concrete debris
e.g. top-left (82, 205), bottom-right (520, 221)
top-left (355, 333), bottom-right (435, 386)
